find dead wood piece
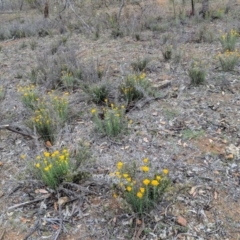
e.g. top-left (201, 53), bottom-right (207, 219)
top-left (8, 194), bottom-right (51, 212)
top-left (62, 182), bottom-right (98, 195)
top-left (0, 229), bottom-right (5, 240)
top-left (53, 191), bottom-right (63, 240)
top-left (0, 124), bottom-right (35, 139)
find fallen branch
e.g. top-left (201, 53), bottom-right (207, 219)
top-left (0, 124), bottom-right (36, 139)
top-left (8, 194), bottom-right (51, 212)
top-left (53, 191), bottom-right (63, 240)
top-left (0, 229), bottom-right (5, 240)
top-left (24, 201), bottom-right (46, 240)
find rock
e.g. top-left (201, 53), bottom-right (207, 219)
top-left (176, 215), bottom-right (187, 227)
top-left (225, 144), bottom-right (240, 159)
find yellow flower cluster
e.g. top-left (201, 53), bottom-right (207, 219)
top-left (113, 159), bottom-right (169, 199)
top-left (17, 84), bottom-right (39, 109)
top-left (35, 149), bottom-right (69, 171)
top-left (220, 29), bottom-right (238, 41)
top-left (34, 149), bottom-right (70, 188)
top-left (216, 49), bottom-right (240, 58)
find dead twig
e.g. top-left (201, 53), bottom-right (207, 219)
top-left (8, 194), bottom-right (51, 212)
top-left (24, 201), bottom-right (46, 240)
top-left (0, 124), bottom-right (36, 139)
top-left (0, 229), bottom-right (5, 240)
top-left (53, 191), bottom-right (63, 240)
top-left (62, 182), bottom-right (98, 195)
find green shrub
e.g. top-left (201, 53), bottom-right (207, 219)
top-left (188, 62), bottom-right (206, 86)
top-left (91, 104), bottom-right (127, 137)
top-left (219, 29), bottom-right (239, 52)
top-left (19, 85), bottom-right (69, 143)
top-left (119, 73), bottom-right (151, 104)
top-left (217, 50), bottom-right (240, 71)
top-left (18, 84), bottom-right (39, 110)
top-left (112, 158), bottom-right (170, 216)
top-left (34, 149), bottom-right (70, 189)
top-left (162, 45), bottom-right (172, 61)
top-left (83, 84), bottom-right (110, 104)
top-left (131, 58), bottom-right (150, 72)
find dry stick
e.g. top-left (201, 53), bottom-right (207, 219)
top-left (54, 191), bottom-right (63, 240)
top-left (0, 229), bottom-right (5, 240)
top-left (118, 0), bottom-right (125, 20)
top-left (8, 194), bottom-right (51, 212)
top-left (0, 124), bottom-right (35, 139)
top-left (66, 0), bottom-right (91, 31)
top-left (24, 201), bottom-right (45, 240)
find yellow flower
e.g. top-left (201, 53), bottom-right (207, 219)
top-left (43, 152), bottom-right (50, 157)
top-left (163, 169), bottom-right (169, 175)
top-left (140, 187), bottom-right (145, 193)
top-left (151, 180), bottom-right (159, 186)
top-left (143, 158), bottom-right (148, 163)
top-left (140, 166), bottom-right (149, 172)
top-left (123, 173), bottom-right (129, 178)
top-left (53, 150), bottom-right (59, 156)
top-left (36, 156), bottom-right (41, 160)
top-left (126, 177), bottom-right (131, 183)
top-left (137, 192), bottom-right (143, 199)
top-left (126, 186), bottom-right (132, 192)
top-left (117, 161), bottom-right (123, 170)
top-left (143, 179), bottom-right (150, 186)
top-left (116, 171), bottom-right (121, 178)
top-left (44, 166), bottom-right (50, 171)
top-left (156, 175), bottom-right (161, 181)
top-left (20, 154), bottom-right (26, 160)
top-left (35, 163), bottom-right (40, 168)
top-left (113, 193), bottom-right (118, 198)
top-left (59, 155), bottom-right (65, 161)
top-left (91, 108), bottom-right (96, 114)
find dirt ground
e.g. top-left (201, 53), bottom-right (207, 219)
top-left (1, 0), bottom-right (240, 239)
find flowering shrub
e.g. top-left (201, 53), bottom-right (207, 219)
top-left (119, 73), bottom-right (150, 104)
top-left (18, 85), bottom-right (69, 143)
top-left (219, 29), bottom-right (239, 52)
top-left (216, 50), bottom-right (240, 72)
top-left (112, 158), bottom-right (171, 215)
top-left (17, 84), bottom-right (39, 110)
top-left (34, 149), bottom-right (70, 189)
top-left (91, 103), bottom-right (128, 137)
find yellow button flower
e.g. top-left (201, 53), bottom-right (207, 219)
top-left (151, 180), bottom-right (159, 186)
top-left (35, 163), bottom-right (40, 168)
top-left (143, 179), bottom-right (150, 186)
top-left (117, 161), bottom-right (123, 170)
top-left (163, 169), bottom-right (169, 175)
top-left (140, 166), bottom-right (149, 172)
top-left (43, 152), bottom-right (50, 157)
top-left (143, 158), bottom-right (148, 163)
top-left (123, 173), bottom-right (129, 178)
top-left (156, 175), bottom-right (161, 181)
top-left (126, 186), bottom-right (132, 192)
top-left (137, 192), bottom-right (143, 199)
top-left (140, 187), bottom-right (145, 193)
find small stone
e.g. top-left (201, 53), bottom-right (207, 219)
top-left (176, 215), bottom-right (187, 227)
